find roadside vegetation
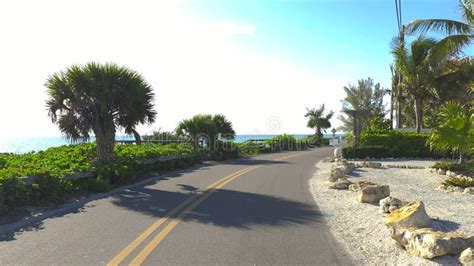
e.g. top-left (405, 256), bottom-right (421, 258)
top-left (342, 0), bottom-right (473, 167)
top-left (45, 63), bottom-right (157, 164)
top-left (304, 104), bottom-right (334, 145)
top-left (0, 143), bottom-right (199, 213)
top-left (0, 134), bottom-right (314, 215)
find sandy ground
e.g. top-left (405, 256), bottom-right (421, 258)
top-left (310, 159), bottom-right (473, 265)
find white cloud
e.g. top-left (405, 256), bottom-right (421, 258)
top-left (0, 0), bottom-right (346, 140)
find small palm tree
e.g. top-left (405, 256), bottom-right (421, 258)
top-left (176, 114), bottom-right (235, 150)
top-left (305, 105), bottom-right (334, 144)
top-left (428, 102), bottom-right (473, 165)
top-left (392, 37), bottom-right (439, 133)
top-left (46, 62), bottom-right (156, 164)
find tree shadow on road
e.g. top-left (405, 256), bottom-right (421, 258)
top-left (111, 185), bottom-right (322, 229)
top-left (0, 206), bottom-right (88, 242)
top-left (0, 157), bottom-right (294, 242)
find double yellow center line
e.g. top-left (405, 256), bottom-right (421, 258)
top-left (107, 151), bottom-right (310, 266)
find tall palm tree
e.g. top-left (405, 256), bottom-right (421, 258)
top-left (392, 37), bottom-right (439, 133)
top-left (176, 114), bottom-right (235, 150)
top-left (428, 102), bottom-right (473, 164)
top-left (404, 0), bottom-right (473, 63)
top-left (46, 62), bottom-right (156, 164)
top-left (390, 64), bottom-right (403, 128)
top-left (305, 104), bottom-right (334, 144)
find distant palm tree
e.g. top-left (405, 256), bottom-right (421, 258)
top-left (176, 114), bottom-right (235, 150)
top-left (339, 78), bottom-right (388, 132)
top-left (428, 102), bottom-right (473, 165)
top-left (46, 62), bottom-right (156, 164)
top-left (305, 105), bottom-right (334, 144)
top-left (392, 37), bottom-right (439, 133)
top-left (405, 0), bottom-right (473, 63)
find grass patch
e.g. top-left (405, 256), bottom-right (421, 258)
top-left (432, 161), bottom-right (474, 176)
top-left (442, 176), bottom-right (474, 188)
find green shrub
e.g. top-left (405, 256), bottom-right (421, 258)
top-left (0, 177), bottom-right (29, 208)
top-left (0, 157), bottom-right (6, 169)
top-left (78, 177), bottom-right (112, 193)
top-left (433, 161), bottom-right (474, 176)
top-left (442, 176), bottom-right (474, 188)
top-left (266, 134), bottom-right (307, 151)
top-left (30, 175), bottom-right (76, 204)
top-left (342, 133), bottom-right (354, 142)
top-left (364, 116), bottom-right (392, 134)
top-left (432, 162), bottom-right (464, 172)
top-left (342, 131), bottom-right (439, 158)
top-left (342, 145), bottom-right (390, 158)
top-left (0, 142), bottom-right (201, 214)
top-left (342, 131), bottom-right (453, 159)
top-left (237, 141), bottom-right (272, 156)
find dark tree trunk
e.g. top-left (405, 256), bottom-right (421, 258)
top-left (459, 153), bottom-right (466, 165)
top-left (94, 119), bottom-right (116, 165)
top-left (96, 132), bottom-right (115, 164)
top-left (414, 97), bottom-right (423, 133)
top-left (131, 128), bottom-right (142, 145)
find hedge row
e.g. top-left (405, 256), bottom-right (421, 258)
top-left (342, 132), bottom-right (441, 159)
top-left (0, 143), bottom-right (201, 214)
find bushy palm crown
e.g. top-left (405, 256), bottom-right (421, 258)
top-left (176, 114), bottom-right (235, 145)
top-left (305, 104), bottom-right (334, 142)
top-left (428, 102), bottom-right (473, 163)
top-left (339, 78), bottom-right (387, 132)
top-left (405, 0), bottom-right (473, 62)
top-left (392, 38), bottom-right (438, 98)
top-left (46, 62), bottom-right (156, 141)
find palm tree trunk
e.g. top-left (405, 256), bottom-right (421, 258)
top-left (94, 120), bottom-right (116, 165)
top-left (96, 132), bottom-right (115, 164)
top-left (396, 99), bottom-right (402, 128)
top-left (414, 97), bottom-right (423, 133)
top-left (459, 153), bottom-right (466, 165)
top-left (390, 92), bottom-right (394, 129)
top-left (131, 128), bottom-right (142, 145)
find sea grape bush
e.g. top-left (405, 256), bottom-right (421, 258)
top-left (0, 134), bottom-right (317, 214)
top-left (0, 142), bottom-right (199, 214)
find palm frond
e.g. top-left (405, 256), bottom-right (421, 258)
top-left (429, 35), bottom-right (473, 67)
top-left (428, 102), bottom-right (473, 155)
top-left (405, 19), bottom-right (471, 36)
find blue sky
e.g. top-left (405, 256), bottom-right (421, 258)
top-left (0, 0), bottom-right (470, 139)
top-left (184, 0), bottom-right (469, 87)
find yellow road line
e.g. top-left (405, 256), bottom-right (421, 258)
top-left (108, 150), bottom-right (313, 265)
top-left (106, 166), bottom-right (256, 266)
top-left (128, 165), bottom-right (261, 265)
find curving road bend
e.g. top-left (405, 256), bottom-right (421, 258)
top-left (0, 147), bottom-right (351, 265)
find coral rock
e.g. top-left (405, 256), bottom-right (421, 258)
top-left (460, 248), bottom-right (474, 266)
top-left (385, 201), bottom-right (431, 229)
top-left (328, 179), bottom-right (353, 190)
top-left (390, 227), bottom-right (474, 259)
top-left (379, 196), bottom-right (403, 213)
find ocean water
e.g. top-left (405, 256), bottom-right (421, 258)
top-left (0, 134), bottom-right (343, 154)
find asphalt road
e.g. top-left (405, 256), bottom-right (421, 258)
top-left (0, 147), bottom-right (351, 265)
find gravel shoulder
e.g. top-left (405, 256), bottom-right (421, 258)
top-left (310, 159), bottom-right (473, 265)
